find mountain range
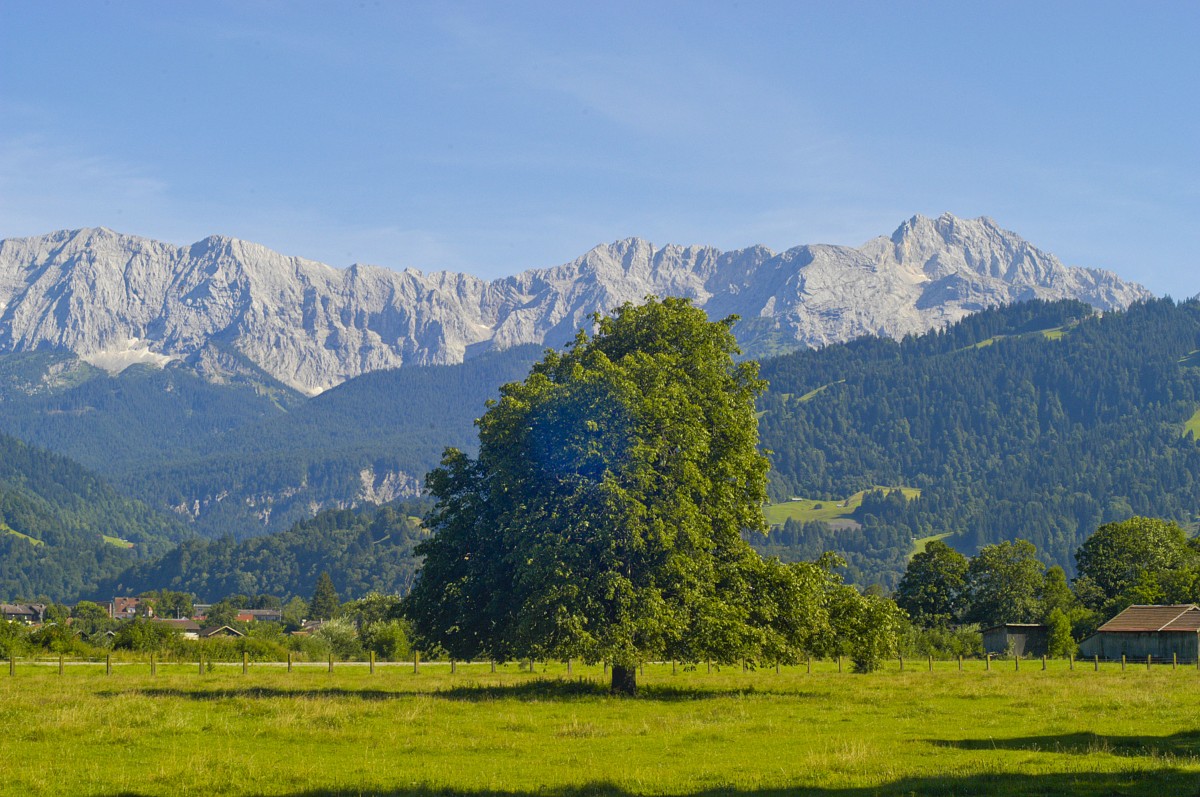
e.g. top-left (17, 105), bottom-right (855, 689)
top-left (0, 214), bottom-right (1150, 395)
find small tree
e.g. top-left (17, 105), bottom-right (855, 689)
top-left (1045, 608), bottom-right (1076, 658)
top-left (310, 572), bottom-right (340, 621)
top-left (840, 593), bottom-right (904, 673)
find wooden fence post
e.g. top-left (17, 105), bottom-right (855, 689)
top-left (199, 655), bottom-right (204, 675)
top-left (242, 652), bottom-right (248, 675)
top-left (1094, 655), bottom-right (1099, 671)
top-left (1014, 655), bottom-right (1019, 671)
top-left (1069, 653), bottom-right (1074, 670)
top-left (1121, 654), bottom-right (1126, 671)
top-left (1173, 652), bottom-right (1177, 670)
top-left (8, 655), bottom-right (13, 677)
top-left (451, 659), bottom-right (457, 675)
top-left (1042, 655), bottom-right (1046, 671)
top-left (1147, 654), bottom-right (1152, 671)
top-left (370, 651), bottom-right (376, 675)
top-left (413, 651), bottom-right (419, 674)
top-left (958, 655), bottom-right (962, 672)
top-left (837, 656), bottom-right (842, 674)
top-left (899, 655), bottom-right (904, 672)
top-left (59, 654), bottom-right (64, 676)
top-left (491, 660), bottom-right (496, 674)
top-left (106, 654), bottom-right (112, 676)
top-left (928, 655), bottom-right (933, 672)
top-left (328, 653), bottom-right (334, 673)
top-left (673, 660), bottom-right (678, 675)
top-left (706, 660), bottom-right (711, 674)
top-left (775, 661), bottom-right (779, 675)
top-left (806, 657), bottom-right (812, 675)
top-left (567, 658), bottom-right (572, 675)
top-left (151, 654), bottom-right (157, 677)
top-left (986, 653), bottom-right (991, 671)
top-left (287, 652), bottom-right (293, 674)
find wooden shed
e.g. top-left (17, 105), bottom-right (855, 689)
top-left (982, 623), bottom-right (1049, 657)
top-left (1078, 604), bottom-right (1200, 662)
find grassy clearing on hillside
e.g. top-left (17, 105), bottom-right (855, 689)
top-left (971, 325), bottom-right (1068, 350)
top-left (797, 380), bottom-right (845, 403)
top-left (102, 534), bottom-right (135, 549)
top-left (1185, 408), bottom-right (1200, 440)
top-left (909, 532), bottom-right (953, 559)
top-left (765, 487), bottom-right (921, 528)
top-left (1, 661), bottom-right (1198, 796)
top-left (0, 521), bottom-right (42, 546)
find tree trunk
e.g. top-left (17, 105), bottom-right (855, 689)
top-left (610, 664), bottom-right (637, 695)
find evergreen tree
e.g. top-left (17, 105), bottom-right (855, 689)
top-left (310, 571), bottom-right (340, 620)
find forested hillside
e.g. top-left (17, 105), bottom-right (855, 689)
top-left (754, 298), bottom-right (1200, 587)
top-left (0, 433), bottom-right (187, 600)
top-left (97, 503), bottom-right (429, 602)
top-left (0, 346), bottom-right (541, 538)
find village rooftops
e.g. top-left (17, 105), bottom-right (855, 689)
top-left (1096, 604), bottom-right (1200, 633)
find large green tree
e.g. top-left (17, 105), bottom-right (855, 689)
top-left (1074, 517), bottom-right (1193, 615)
top-left (406, 297), bottom-right (818, 693)
top-left (894, 540), bottom-right (968, 628)
top-left (961, 540), bottom-right (1045, 626)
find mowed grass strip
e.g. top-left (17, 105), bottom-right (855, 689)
top-left (1, 660), bottom-right (1200, 796)
top-left (1185, 407), bottom-right (1200, 439)
top-left (765, 487), bottom-right (921, 527)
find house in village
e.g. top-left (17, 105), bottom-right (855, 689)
top-left (982, 623), bottom-right (1049, 657)
top-left (152, 618), bottom-right (201, 640)
top-left (1078, 604), bottom-right (1200, 662)
top-left (1, 603), bottom-right (46, 624)
top-left (236, 609), bottom-right (283, 623)
top-left (110, 597), bottom-right (152, 620)
top-left (199, 625), bottom-right (245, 639)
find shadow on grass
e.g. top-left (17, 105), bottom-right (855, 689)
top-left (934, 730), bottom-right (1200, 759)
top-left (106, 678), bottom-right (819, 703)
top-left (98, 768), bottom-right (1200, 797)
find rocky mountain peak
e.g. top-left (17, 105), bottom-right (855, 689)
top-left (0, 216), bottom-right (1152, 393)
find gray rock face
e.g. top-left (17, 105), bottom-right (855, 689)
top-left (0, 214), bottom-right (1151, 394)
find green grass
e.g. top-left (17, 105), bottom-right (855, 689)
top-left (765, 487), bottom-right (921, 527)
top-left (1, 661), bottom-right (1199, 795)
top-left (796, 380), bottom-right (845, 403)
top-left (970, 325), bottom-right (1068, 350)
top-left (0, 521), bottom-right (42, 547)
top-left (910, 532), bottom-right (953, 559)
top-left (102, 534), bottom-right (135, 549)
top-left (1185, 408), bottom-right (1200, 440)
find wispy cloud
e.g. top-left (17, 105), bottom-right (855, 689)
top-left (0, 135), bottom-right (169, 238)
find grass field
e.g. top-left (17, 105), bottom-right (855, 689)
top-left (0, 521), bottom-right (42, 546)
top-left (909, 531), bottom-right (953, 558)
top-left (2, 659), bottom-right (1198, 796)
top-left (1185, 407), bottom-right (1200, 439)
top-left (765, 488), bottom-right (921, 528)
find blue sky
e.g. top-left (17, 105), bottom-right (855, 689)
top-left (2, 1), bottom-right (1197, 297)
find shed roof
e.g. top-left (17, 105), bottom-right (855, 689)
top-left (1097, 604), bottom-right (1200, 632)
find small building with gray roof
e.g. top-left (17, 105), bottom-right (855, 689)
top-left (1078, 604), bottom-right (1200, 662)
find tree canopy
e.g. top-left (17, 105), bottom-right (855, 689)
top-left (406, 297), bottom-right (852, 692)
